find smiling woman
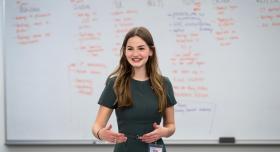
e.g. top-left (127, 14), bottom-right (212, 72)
top-left (125, 36), bottom-right (153, 70)
top-left (92, 27), bottom-right (177, 152)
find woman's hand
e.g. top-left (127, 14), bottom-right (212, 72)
top-left (98, 124), bottom-right (127, 143)
top-left (139, 122), bottom-right (168, 143)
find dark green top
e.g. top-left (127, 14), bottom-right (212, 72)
top-left (98, 76), bottom-right (177, 152)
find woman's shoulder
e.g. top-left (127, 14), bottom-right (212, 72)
top-left (161, 75), bottom-right (172, 84)
top-left (161, 75), bottom-right (175, 90)
top-left (161, 76), bottom-right (177, 106)
top-left (105, 76), bottom-right (117, 86)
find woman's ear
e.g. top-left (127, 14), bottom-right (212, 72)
top-left (149, 51), bottom-right (153, 56)
top-left (149, 47), bottom-right (154, 56)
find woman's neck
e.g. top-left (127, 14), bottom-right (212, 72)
top-left (132, 67), bottom-right (149, 81)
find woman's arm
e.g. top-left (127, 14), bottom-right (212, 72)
top-left (92, 105), bottom-right (127, 143)
top-left (92, 105), bottom-right (113, 139)
top-left (162, 106), bottom-right (176, 137)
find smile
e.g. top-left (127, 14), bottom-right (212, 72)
top-left (132, 58), bottom-right (142, 62)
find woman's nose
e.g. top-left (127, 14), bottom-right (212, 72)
top-left (131, 50), bottom-right (139, 56)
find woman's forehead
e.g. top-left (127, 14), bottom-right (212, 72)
top-left (126, 36), bottom-right (148, 46)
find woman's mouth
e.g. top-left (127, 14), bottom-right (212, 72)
top-left (132, 58), bottom-right (142, 62)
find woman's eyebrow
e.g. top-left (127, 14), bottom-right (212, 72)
top-left (126, 45), bottom-right (146, 48)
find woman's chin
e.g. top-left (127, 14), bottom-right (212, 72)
top-left (131, 64), bottom-right (145, 69)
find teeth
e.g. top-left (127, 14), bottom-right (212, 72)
top-left (132, 58), bottom-right (141, 61)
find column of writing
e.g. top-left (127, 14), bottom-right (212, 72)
top-left (256, 0), bottom-right (280, 28)
top-left (14, 0), bottom-right (51, 45)
top-left (212, 0), bottom-right (240, 47)
top-left (70, 0), bottom-right (103, 57)
top-left (168, 1), bottom-right (216, 135)
top-left (68, 0), bottom-right (106, 96)
top-left (168, 0), bottom-right (212, 100)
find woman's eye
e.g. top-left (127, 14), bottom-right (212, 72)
top-left (139, 48), bottom-right (144, 50)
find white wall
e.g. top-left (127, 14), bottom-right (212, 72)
top-left (1, 0), bottom-right (280, 152)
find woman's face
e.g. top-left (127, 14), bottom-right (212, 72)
top-left (125, 36), bottom-right (153, 70)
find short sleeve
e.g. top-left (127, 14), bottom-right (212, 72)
top-left (164, 77), bottom-right (177, 107)
top-left (97, 77), bottom-right (117, 109)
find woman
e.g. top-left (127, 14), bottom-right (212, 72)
top-left (92, 26), bottom-right (177, 152)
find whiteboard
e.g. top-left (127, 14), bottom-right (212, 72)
top-left (4, 0), bottom-right (280, 144)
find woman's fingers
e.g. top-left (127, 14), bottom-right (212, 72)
top-left (100, 125), bottom-right (128, 143)
top-left (140, 135), bottom-right (158, 143)
top-left (115, 133), bottom-right (127, 143)
top-left (139, 126), bottom-right (163, 143)
top-left (153, 122), bottom-right (160, 129)
top-left (139, 132), bottom-right (159, 143)
top-left (108, 132), bottom-right (127, 143)
top-left (114, 137), bottom-right (127, 143)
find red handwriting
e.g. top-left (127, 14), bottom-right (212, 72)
top-left (257, 1), bottom-right (280, 28)
top-left (15, 0), bottom-right (51, 45)
top-left (68, 62), bottom-right (106, 75)
top-left (170, 50), bottom-right (208, 99)
top-left (213, 1), bottom-right (240, 47)
top-left (74, 79), bottom-right (93, 96)
top-left (69, 0), bottom-right (104, 57)
top-left (68, 62), bottom-right (107, 96)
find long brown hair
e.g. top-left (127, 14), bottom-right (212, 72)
top-left (108, 26), bottom-right (167, 113)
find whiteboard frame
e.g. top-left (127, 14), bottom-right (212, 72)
top-left (5, 139), bottom-right (280, 145)
top-left (3, 0), bottom-right (280, 145)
